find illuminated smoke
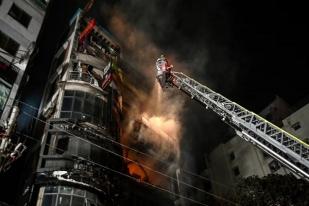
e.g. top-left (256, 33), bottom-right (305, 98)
top-left (108, 12), bottom-right (186, 186)
top-left (120, 81), bottom-right (184, 186)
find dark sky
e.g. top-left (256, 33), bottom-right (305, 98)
top-left (91, 0), bottom-right (309, 170)
top-left (20, 0), bottom-right (309, 173)
top-left (95, 0), bottom-right (308, 109)
top-left (1, 1), bottom-right (308, 204)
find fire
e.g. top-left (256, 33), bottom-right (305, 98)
top-left (121, 83), bottom-right (183, 187)
top-left (109, 11), bottom-right (185, 187)
top-left (127, 163), bottom-right (148, 182)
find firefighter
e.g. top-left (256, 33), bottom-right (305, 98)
top-left (156, 54), bottom-right (173, 88)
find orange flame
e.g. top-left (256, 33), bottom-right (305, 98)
top-left (109, 11), bottom-right (185, 187)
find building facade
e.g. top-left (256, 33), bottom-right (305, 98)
top-left (25, 9), bottom-right (123, 206)
top-left (0, 0), bottom-right (47, 123)
top-left (204, 96), bottom-right (305, 196)
top-left (282, 103), bottom-right (309, 143)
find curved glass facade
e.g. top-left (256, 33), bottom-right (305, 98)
top-left (60, 90), bottom-right (107, 126)
top-left (39, 186), bottom-right (103, 206)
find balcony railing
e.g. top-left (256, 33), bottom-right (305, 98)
top-left (68, 71), bottom-right (98, 86)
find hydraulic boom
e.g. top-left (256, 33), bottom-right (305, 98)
top-left (155, 55), bottom-right (309, 180)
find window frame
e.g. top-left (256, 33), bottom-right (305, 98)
top-left (60, 90), bottom-right (106, 126)
top-left (0, 30), bottom-right (20, 56)
top-left (8, 3), bottom-right (32, 28)
top-left (42, 186), bottom-right (101, 206)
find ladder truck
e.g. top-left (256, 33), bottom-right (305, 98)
top-left (155, 55), bottom-right (309, 180)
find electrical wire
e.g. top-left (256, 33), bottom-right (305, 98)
top-left (9, 98), bottom-right (239, 192)
top-left (3, 97), bottom-right (239, 204)
top-left (16, 132), bottom-right (209, 206)
top-left (21, 110), bottom-right (239, 206)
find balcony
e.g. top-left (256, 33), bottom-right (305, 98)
top-left (68, 71), bottom-right (98, 86)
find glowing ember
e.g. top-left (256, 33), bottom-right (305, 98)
top-left (127, 163), bottom-right (148, 182)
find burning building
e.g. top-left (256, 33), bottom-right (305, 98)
top-left (22, 9), bottom-right (123, 205)
top-left (11, 6), bottom-right (180, 206)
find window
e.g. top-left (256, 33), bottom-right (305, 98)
top-left (0, 30), bottom-right (19, 56)
top-left (45, 186), bottom-right (58, 194)
top-left (42, 186), bottom-right (101, 206)
top-left (60, 90), bottom-right (106, 126)
top-left (8, 4), bottom-right (31, 28)
top-left (291, 122), bottom-right (301, 130)
top-left (232, 166), bottom-right (240, 176)
top-left (57, 194), bottom-right (71, 206)
top-left (0, 82), bottom-right (10, 114)
top-left (269, 160), bottom-right (281, 173)
top-left (42, 195), bottom-right (57, 206)
top-left (72, 196), bottom-right (85, 206)
top-left (55, 137), bottom-right (69, 154)
top-left (73, 188), bottom-right (85, 196)
top-left (229, 152), bottom-right (235, 161)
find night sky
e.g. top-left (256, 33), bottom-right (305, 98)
top-left (1, 0), bottom-right (308, 204)
top-left (92, 0), bottom-right (309, 170)
top-left (24, 0), bottom-right (309, 171)
top-left (94, 0), bottom-right (308, 107)
top-left (3, 0), bottom-right (309, 200)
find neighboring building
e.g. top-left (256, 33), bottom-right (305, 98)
top-left (282, 103), bottom-right (309, 143)
top-left (204, 96), bottom-right (302, 196)
top-left (0, 0), bottom-right (48, 124)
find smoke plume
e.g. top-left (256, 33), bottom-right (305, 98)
top-left (105, 10), bottom-right (187, 186)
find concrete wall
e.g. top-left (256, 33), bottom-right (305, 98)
top-left (205, 98), bottom-right (309, 195)
top-left (282, 103), bottom-right (309, 142)
top-left (0, 0), bottom-right (46, 122)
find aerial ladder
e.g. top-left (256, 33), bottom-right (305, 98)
top-left (155, 55), bottom-right (309, 180)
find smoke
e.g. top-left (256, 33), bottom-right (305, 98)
top-left (96, 0), bottom-right (239, 186)
top-left (101, 8), bottom-right (189, 186)
top-left (120, 80), bottom-right (185, 186)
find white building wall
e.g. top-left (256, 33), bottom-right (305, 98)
top-left (207, 135), bottom-right (292, 195)
top-left (0, 0), bottom-right (47, 122)
top-left (282, 103), bottom-right (309, 142)
top-left (206, 98), bottom-right (309, 195)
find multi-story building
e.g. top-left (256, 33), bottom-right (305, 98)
top-left (19, 8), bottom-right (177, 206)
top-left (23, 8), bottom-right (123, 206)
top-left (0, 1), bottom-right (47, 204)
top-left (0, 0), bottom-right (48, 123)
top-left (203, 96), bottom-right (303, 196)
top-left (282, 103), bottom-right (309, 143)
